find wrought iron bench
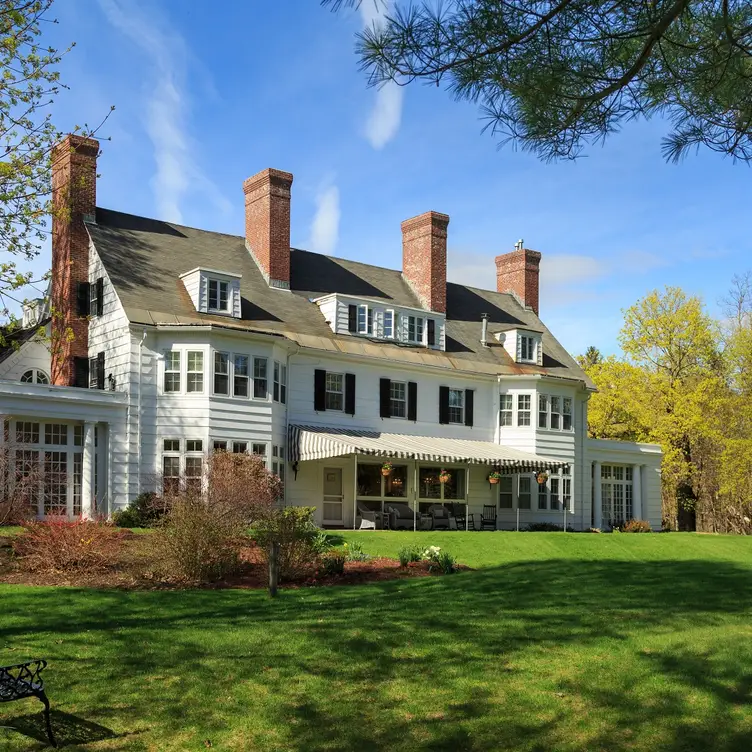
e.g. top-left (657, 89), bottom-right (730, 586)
top-left (0, 660), bottom-right (56, 747)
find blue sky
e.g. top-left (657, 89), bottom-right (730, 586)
top-left (37, 0), bottom-right (752, 357)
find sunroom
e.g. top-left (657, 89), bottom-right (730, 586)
top-left (287, 424), bottom-right (565, 530)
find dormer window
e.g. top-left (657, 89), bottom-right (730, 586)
top-left (179, 267), bottom-right (241, 317)
top-left (384, 310), bottom-right (394, 338)
top-left (208, 279), bottom-right (229, 312)
top-left (519, 334), bottom-right (536, 362)
top-left (407, 315), bottom-right (424, 344)
top-left (357, 304), bottom-right (373, 335)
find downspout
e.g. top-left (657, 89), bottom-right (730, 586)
top-left (137, 328), bottom-right (147, 496)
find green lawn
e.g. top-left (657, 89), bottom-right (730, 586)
top-left (1, 532), bottom-right (751, 751)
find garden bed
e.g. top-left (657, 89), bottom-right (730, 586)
top-left (0, 533), bottom-right (465, 590)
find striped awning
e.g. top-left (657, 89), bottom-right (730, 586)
top-left (288, 424), bottom-right (566, 471)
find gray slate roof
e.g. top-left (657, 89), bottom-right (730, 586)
top-left (89, 208), bottom-right (593, 386)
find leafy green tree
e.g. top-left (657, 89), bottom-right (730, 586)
top-left (576, 345), bottom-right (602, 370)
top-left (326, 0), bottom-right (752, 162)
top-left (0, 0), bottom-right (111, 329)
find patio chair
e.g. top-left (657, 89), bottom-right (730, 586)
top-left (450, 503), bottom-right (467, 529)
top-left (356, 502), bottom-right (387, 530)
top-left (428, 504), bottom-right (452, 530)
top-left (480, 505), bottom-right (497, 531)
top-left (386, 502), bottom-right (418, 530)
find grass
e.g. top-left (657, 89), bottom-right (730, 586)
top-left (1, 532), bottom-right (751, 751)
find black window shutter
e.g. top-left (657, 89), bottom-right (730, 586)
top-left (379, 378), bottom-right (391, 418)
top-left (76, 282), bottom-right (90, 316)
top-left (96, 278), bottom-right (104, 316)
top-left (465, 389), bottom-right (474, 427)
top-left (439, 386), bottom-right (450, 425)
top-left (314, 369), bottom-right (326, 411)
top-left (427, 319), bottom-right (436, 346)
top-left (348, 305), bottom-right (357, 333)
top-left (345, 373), bottom-right (356, 415)
top-left (97, 352), bottom-right (105, 390)
top-left (73, 357), bottom-right (89, 388)
top-left (408, 381), bottom-right (418, 422)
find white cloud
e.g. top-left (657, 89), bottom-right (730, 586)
top-left (309, 184), bottom-right (341, 255)
top-left (97, 0), bottom-right (230, 224)
top-left (360, 2), bottom-right (403, 149)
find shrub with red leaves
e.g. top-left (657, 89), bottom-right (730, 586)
top-left (12, 518), bottom-right (126, 573)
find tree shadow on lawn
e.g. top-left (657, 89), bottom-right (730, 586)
top-left (2, 558), bottom-right (751, 751)
top-left (1, 708), bottom-right (118, 748)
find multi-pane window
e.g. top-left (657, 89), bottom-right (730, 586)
top-left (252, 443), bottom-right (267, 459)
top-left (162, 456), bottom-right (180, 494)
top-left (390, 381), bottom-right (407, 418)
top-left (273, 361), bottom-right (287, 403)
top-left (384, 310), bottom-right (394, 338)
top-left (499, 475), bottom-right (513, 508)
top-left (538, 395), bottom-right (548, 428)
top-left (21, 369), bottom-right (49, 384)
top-left (325, 373), bottom-right (344, 411)
top-left (407, 315), bottom-right (424, 344)
top-left (500, 395), bottom-right (513, 426)
top-left (549, 477), bottom-right (561, 511)
top-left (214, 352), bottom-right (230, 395)
top-left (213, 441), bottom-right (227, 452)
top-left (601, 464), bottom-right (633, 526)
top-left (208, 279), bottom-right (229, 311)
top-left (517, 395), bottom-right (531, 426)
top-left (16, 422), bottom-right (39, 444)
top-left (187, 351), bottom-right (204, 393)
top-left (164, 439), bottom-right (180, 452)
top-left (563, 398), bottom-right (573, 430)
top-left (164, 351), bottom-right (181, 393)
top-left (417, 467), bottom-right (466, 508)
top-left (186, 440), bottom-right (203, 452)
top-left (253, 357), bottom-right (268, 399)
top-left (234, 355), bottom-right (250, 398)
top-left (519, 335), bottom-right (535, 361)
top-left (539, 478), bottom-right (549, 509)
top-left (550, 397), bottom-right (561, 430)
top-left (448, 388), bottom-right (464, 424)
top-left (357, 305), bottom-right (373, 335)
top-left (518, 476), bottom-right (532, 509)
top-left (74, 425), bottom-right (83, 447)
top-left (45, 424), bottom-right (68, 446)
top-left (233, 441), bottom-right (248, 454)
top-left (44, 451), bottom-right (68, 515)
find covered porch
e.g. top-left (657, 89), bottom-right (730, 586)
top-left (287, 424), bottom-right (565, 531)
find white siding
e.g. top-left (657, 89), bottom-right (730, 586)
top-left (0, 335), bottom-right (51, 382)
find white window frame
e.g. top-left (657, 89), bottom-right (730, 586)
top-left (538, 395), bottom-right (548, 429)
top-left (164, 351), bottom-right (181, 394)
top-left (562, 397), bottom-right (573, 431)
top-left (500, 394), bottom-right (513, 427)
top-left (325, 372), bottom-right (344, 412)
top-left (213, 351), bottom-right (230, 396)
top-left (21, 369), bottom-right (50, 385)
top-left (519, 334), bottom-right (536, 362)
top-left (518, 476), bottom-right (532, 509)
top-left (498, 474), bottom-right (514, 509)
top-left (389, 381), bottom-right (407, 419)
top-left (357, 304), bottom-right (373, 335)
top-left (550, 396), bottom-right (561, 430)
top-left (208, 278), bottom-right (230, 313)
top-left (383, 309), bottom-right (394, 339)
top-left (186, 351), bottom-right (204, 394)
top-left (233, 354), bottom-right (250, 398)
top-left (517, 394), bottom-right (531, 426)
top-left (448, 388), bottom-right (465, 425)
top-left (253, 357), bottom-right (268, 400)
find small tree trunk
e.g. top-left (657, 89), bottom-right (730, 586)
top-left (268, 541), bottom-right (280, 598)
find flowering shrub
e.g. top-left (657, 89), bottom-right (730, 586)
top-left (620, 519), bottom-right (652, 533)
top-left (422, 546), bottom-right (457, 574)
top-left (13, 519), bottom-right (126, 573)
top-left (344, 540), bottom-right (369, 562)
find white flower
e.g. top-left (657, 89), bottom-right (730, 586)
top-left (744, 516), bottom-right (750, 524)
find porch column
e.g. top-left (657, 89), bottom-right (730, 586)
top-left (593, 461), bottom-right (602, 530)
top-left (82, 421), bottom-right (95, 520)
top-left (632, 463), bottom-right (642, 520)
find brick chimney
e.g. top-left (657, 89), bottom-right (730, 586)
top-left (401, 211), bottom-right (449, 313)
top-left (51, 135), bottom-right (99, 386)
top-left (495, 247), bottom-right (542, 315)
top-left (243, 168), bottom-right (293, 289)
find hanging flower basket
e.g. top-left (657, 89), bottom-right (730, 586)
top-left (535, 470), bottom-right (550, 486)
top-left (438, 470), bottom-right (451, 484)
top-left (381, 461), bottom-right (394, 477)
top-left (488, 470), bottom-right (503, 484)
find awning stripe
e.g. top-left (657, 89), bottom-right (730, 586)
top-left (288, 424), bottom-right (567, 471)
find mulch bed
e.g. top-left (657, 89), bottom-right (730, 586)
top-left (0, 534), bottom-right (465, 590)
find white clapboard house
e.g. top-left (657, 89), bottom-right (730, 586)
top-left (0, 136), bottom-right (662, 530)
